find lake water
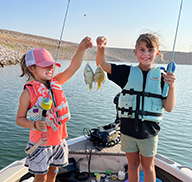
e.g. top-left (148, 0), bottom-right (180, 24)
top-left (0, 60), bottom-right (192, 170)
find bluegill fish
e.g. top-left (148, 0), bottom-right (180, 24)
top-left (94, 64), bottom-right (105, 90)
top-left (84, 62), bottom-right (94, 91)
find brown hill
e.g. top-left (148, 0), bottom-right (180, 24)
top-left (0, 28), bottom-right (191, 67)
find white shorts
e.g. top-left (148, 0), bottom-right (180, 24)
top-left (25, 139), bottom-right (68, 175)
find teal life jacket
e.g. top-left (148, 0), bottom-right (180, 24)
top-left (117, 65), bottom-right (165, 131)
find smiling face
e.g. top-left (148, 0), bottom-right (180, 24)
top-left (29, 64), bottom-right (54, 85)
top-left (133, 33), bottom-right (160, 71)
top-left (134, 41), bottom-right (160, 70)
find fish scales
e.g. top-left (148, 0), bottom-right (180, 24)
top-left (84, 62), bottom-right (94, 91)
top-left (94, 64), bottom-right (105, 90)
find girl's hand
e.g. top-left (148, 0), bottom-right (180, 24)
top-left (34, 120), bottom-right (46, 130)
top-left (162, 72), bottom-right (176, 88)
top-left (79, 36), bottom-right (93, 50)
top-left (96, 36), bottom-right (107, 48)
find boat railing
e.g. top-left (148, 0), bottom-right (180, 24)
top-left (178, 166), bottom-right (192, 171)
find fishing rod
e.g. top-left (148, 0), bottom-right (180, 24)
top-left (162, 0), bottom-right (183, 97)
top-left (49, 0), bottom-right (71, 95)
top-left (41, 0), bottom-right (71, 144)
top-left (26, 1), bottom-right (71, 154)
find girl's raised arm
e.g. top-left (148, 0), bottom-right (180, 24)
top-left (96, 36), bottom-right (111, 74)
top-left (55, 37), bottom-right (92, 85)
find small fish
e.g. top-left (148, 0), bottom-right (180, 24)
top-left (84, 62), bottom-right (94, 91)
top-left (94, 64), bottom-right (105, 90)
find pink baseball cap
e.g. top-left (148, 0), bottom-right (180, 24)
top-left (25, 48), bottom-right (61, 67)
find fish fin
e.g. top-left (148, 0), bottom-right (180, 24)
top-left (97, 83), bottom-right (101, 90)
top-left (89, 83), bottom-right (93, 91)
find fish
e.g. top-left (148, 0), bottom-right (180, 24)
top-left (84, 62), bottom-right (95, 91)
top-left (94, 64), bottom-right (105, 90)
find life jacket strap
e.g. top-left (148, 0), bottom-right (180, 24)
top-left (48, 102), bottom-right (68, 114)
top-left (47, 102), bottom-right (70, 130)
top-left (118, 107), bottom-right (162, 117)
top-left (49, 120), bottom-right (58, 132)
top-left (120, 88), bottom-right (163, 131)
top-left (47, 112), bottom-right (70, 126)
top-left (122, 89), bottom-right (164, 99)
top-left (25, 139), bottom-right (43, 154)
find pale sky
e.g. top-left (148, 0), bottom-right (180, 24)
top-left (0, 0), bottom-right (191, 52)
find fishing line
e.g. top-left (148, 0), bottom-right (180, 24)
top-left (104, 0), bottom-right (145, 35)
top-left (84, 0), bottom-right (145, 64)
top-left (48, 0), bottom-right (71, 97)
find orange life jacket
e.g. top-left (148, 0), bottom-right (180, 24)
top-left (25, 78), bottom-right (70, 146)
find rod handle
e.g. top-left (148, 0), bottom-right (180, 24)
top-left (162, 62), bottom-right (176, 97)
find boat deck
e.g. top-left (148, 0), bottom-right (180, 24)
top-left (2, 136), bottom-right (192, 182)
top-left (68, 136), bottom-right (125, 156)
top-left (58, 137), bottom-right (128, 182)
top-left (57, 171), bottom-right (125, 182)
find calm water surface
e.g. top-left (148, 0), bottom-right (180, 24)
top-left (0, 60), bottom-right (192, 170)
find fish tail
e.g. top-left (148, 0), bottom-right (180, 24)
top-left (89, 83), bottom-right (93, 91)
top-left (97, 83), bottom-right (101, 90)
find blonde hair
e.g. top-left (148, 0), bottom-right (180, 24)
top-left (20, 54), bottom-right (35, 81)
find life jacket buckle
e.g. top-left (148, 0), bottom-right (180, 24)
top-left (121, 107), bottom-right (125, 114)
top-left (128, 107), bottom-right (132, 118)
top-left (129, 89), bottom-right (134, 95)
top-left (122, 90), bottom-right (126, 96)
top-left (145, 92), bottom-right (150, 97)
top-left (142, 111), bottom-right (148, 116)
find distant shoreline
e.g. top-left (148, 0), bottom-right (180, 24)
top-left (0, 28), bottom-right (192, 67)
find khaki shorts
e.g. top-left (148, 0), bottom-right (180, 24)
top-left (121, 134), bottom-right (158, 157)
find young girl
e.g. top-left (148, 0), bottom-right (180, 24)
top-left (96, 34), bottom-right (176, 182)
top-left (16, 36), bottom-right (92, 182)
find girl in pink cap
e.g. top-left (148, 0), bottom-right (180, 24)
top-left (16, 36), bottom-right (92, 182)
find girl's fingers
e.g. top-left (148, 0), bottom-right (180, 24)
top-left (97, 36), bottom-right (107, 45)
